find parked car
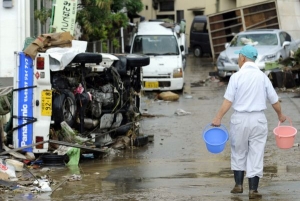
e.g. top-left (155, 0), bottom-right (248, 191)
top-left (216, 29), bottom-right (300, 77)
top-left (189, 15), bottom-right (211, 57)
top-left (127, 21), bottom-right (186, 91)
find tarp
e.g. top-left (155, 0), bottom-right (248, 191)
top-left (24, 32), bottom-right (73, 60)
top-left (47, 40), bottom-right (87, 71)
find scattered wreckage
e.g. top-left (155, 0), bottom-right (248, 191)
top-left (0, 32), bottom-right (150, 172)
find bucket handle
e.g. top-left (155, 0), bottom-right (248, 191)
top-left (204, 123), bottom-right (228, 132)
top-left (277, 116), bottom-right (293, 127)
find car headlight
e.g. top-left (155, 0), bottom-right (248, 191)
top-left (218, 55), bottom-right (230, 63)
top-left (262, 54), bottom-right (277, 62)
top-left (173, 68), bottom-right (183, 78)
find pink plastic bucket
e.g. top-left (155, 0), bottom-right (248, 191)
top-left (273, 117), bottom-right (297, 149)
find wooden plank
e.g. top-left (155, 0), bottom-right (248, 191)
top-left (211, 33), bottom-right (236, 40)
top-left (246, 16), bottom-right (278, 29)
top-left (252, 23), bottom-right (279, 29)
top-left (243, 7), bottom-right (276, 17)
top-left (2, 144), bottom-right (27, 159)
top-left (213, 42), bottom-right (228, 48)
top-left (209, 16), bottom-right (242, 25)
top-left (0, 141), bottom-right (48, 156)
top-left (210, 23), bottom-right (243, 33)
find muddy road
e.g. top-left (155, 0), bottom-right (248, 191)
top-left (6, 55), bottom-right (300, 201)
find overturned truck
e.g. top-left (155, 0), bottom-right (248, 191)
top-left (12, 45), bottom-right (149, 154)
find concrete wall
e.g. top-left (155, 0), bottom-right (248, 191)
top-left (236, 0), bottom-right (266, 7)
top-left (277, 0), bottom-right (300, 40)
top-left (219, 0), bottom-right (236, 12)
top-left (0, 0), bottom-right (31, 77)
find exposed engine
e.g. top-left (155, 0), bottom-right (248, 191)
top-left (50, 53), bottom-right (148, 146)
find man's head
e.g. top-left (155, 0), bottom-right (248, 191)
top-left (235, 45), bottom-right (258, 67)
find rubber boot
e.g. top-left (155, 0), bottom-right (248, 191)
top-left (248, 176), bottom-right (262, 199)
top-left (230, 171), bottom-right (244, 193)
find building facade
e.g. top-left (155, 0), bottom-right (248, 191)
top-left (1, 0), bottom-right (300, 77)
top-left (0, 1), bottom-right (31, 77)
top-left (138, 0), bottom-right (300, 51)
top-left (0, 0), bottom-right (49, 77)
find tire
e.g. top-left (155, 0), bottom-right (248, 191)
top-left (133, 135), bottom-right (149, 147)
top-left (126, 54), bottom-right (150, 68)
top-left (113, 55), bottom-right (127, 76)
top-left (42, 154), bottom-right (67, 166)
top-left (194, 46), bottom-right (202, 57)
top-left (52, 90), bottom-right (77, 127)
top-left (72, 52), bottom-right (102, 64)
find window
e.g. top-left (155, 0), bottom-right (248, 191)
top-left (176, 10), bottom-right (184, 24)
top-left (157, 15), bottom-right (175, 22)
top-left (192, 22), bottom-right (205, 33)
top-left (230, 33), bottom-right (278, 47)
top-left (3, 0), bottom-right (13, 8)
top-left (160, 1), bottom-right (174, 11)
top-left (132, 35), bottom-right (179, 55)
top-left (279, 32), bottom-right (291, 46)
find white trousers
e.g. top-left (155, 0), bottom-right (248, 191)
top-left (230, 111), bottom-right (268, 178)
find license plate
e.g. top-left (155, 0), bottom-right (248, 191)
top-left (41, 90), bottom-right (52, 116)
top-left (145, 81), bottom-right (159, 88)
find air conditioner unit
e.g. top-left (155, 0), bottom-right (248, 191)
top-left (3, 0), bottom-right (13, 8)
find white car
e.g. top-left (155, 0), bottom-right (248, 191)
top-left (216, 29), bottom-right (300, 77)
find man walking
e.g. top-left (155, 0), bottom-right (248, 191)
top-left (211, 45), bottom-right (286, 199)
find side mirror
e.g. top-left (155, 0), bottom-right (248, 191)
top-left (282, 41), bottom-right (291, 47)
top-left (225, 43), bottom-right (230, 48)
top-left (180, 45), bottom-right (184, 52)
top-left (125, 45), bottom-right (131, 53)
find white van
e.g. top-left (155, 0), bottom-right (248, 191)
top-left (127, 21), bottom-right (186, 91)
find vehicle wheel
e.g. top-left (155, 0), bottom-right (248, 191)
top-left (42, 154), bottom-right (67, 166)
top-left (126, 54), bottom-right (150, 68)
top-left (52, 90), bottom-right (77, 127)
top-left (133, 135), bottom-right (149, 147)
top-left (72, 52), bottom-right (102, 64)
top-left (113, 55), bottom-right (127, 76)
top-left (194, 46), bottom-right (202, 57)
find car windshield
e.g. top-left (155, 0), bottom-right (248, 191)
top-left (230, 33), bottom-right (278, 47)
top-left (132, 35), bottom-right (180, 55)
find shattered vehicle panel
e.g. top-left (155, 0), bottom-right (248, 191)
top-left (13, 50), bottom-right (149, 153)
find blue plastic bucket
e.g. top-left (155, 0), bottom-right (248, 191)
top-left (202, 124), bottom-right (229, 154)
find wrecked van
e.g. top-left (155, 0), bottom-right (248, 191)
top-left (12, 39), bottom-right (149, 154)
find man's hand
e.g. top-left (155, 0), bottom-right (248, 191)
top-left (278, 114), bottom-right (286, 123)
top-left (212, 117), bottom-right (221, 127)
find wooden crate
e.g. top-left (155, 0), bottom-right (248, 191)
top-left (207, 0), bottom-right (279, 60)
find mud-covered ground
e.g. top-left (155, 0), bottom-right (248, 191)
top-left (2, 55), bottom-right (300, 201)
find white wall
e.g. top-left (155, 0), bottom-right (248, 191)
top-left (0, 0), bottom-right (31, 77)
top-left (277, 0), bottom-right (300, 40)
